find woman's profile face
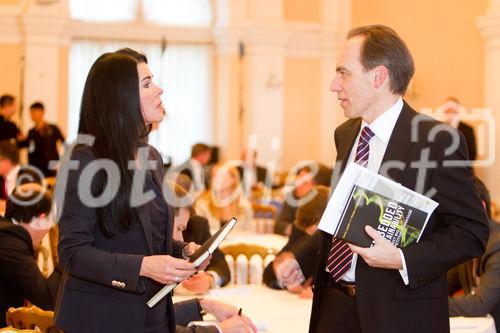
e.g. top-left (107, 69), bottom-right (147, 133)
top-left (137, 62), bottom-right (164, 124)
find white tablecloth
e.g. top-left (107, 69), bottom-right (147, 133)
top-left (174, 285), bottom-right (496, 333)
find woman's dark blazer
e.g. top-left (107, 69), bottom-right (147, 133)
top-left (54, 145), bottom-right (185, 333)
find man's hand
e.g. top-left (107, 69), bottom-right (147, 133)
top-left (199, 299), bottom-right (238, 321)
top-left (219, 315), bottom-right (257, 333)
top-left (275, 258), bottom-right (305, 288)
top-left (349, 225), bottom-right (403, 270)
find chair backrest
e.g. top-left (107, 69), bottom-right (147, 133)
top-left (251, 203), bottom-right (277, 234)
top-left (0, 327), bottom-right (39, 332)
top-left (48, 226), bottom-right (59, 266)
top-left (6, 306), bottom-right (61, 333)
top-left (221, 243), bottom-right (277, 285)
top-left (491, 200), bottom-right (499, 220)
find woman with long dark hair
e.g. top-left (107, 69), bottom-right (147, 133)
top-left (55, 49), bottom-right (201, 333)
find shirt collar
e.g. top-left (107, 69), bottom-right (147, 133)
top-left (361, 97), bottom-right (403, 144)
top-left (190, 158), bottom-right (202, 168)
top-left (6, 165), bottom-right (20, 183)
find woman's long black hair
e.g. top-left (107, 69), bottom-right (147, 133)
top-left (78, 50), bottom-right (149, 237)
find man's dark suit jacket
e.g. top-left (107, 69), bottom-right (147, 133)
top-left (54, 145), bottom-right (186, 333)
top-left (296, 102), bottom-right (489, 333)
top-left (0, 220), bottom-right (61, 327)
top-left (448, 220), bottom-right (500, 329)
top-left (236, 165), bottom-right (268, 184)
top-left (457, 121), bottom-right (477, 161)
top-left (183, 215), bottom-right (230, 286)
top-left (0, 116), bottom-right (19, 142)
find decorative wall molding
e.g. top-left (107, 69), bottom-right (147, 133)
top-left (69, 21), bottom-right (213, 44)
top-left (0, 5), bottom-right (23, 43)
top-left (213, 22), bottom-right (339, 58)
top-left (22, 15), bottom-right (69, 45)
top-left (477, 14), bottom-right (500, 50)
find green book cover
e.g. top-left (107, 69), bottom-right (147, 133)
top-left (336, 185), bottom-right (428, 248)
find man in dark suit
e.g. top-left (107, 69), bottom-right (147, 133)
top-left (0, 183), bottom-right (61, 327)
top-left (448, 177), bottom-right (500, 328)
top-left (441, 97), bottom-right (477, 161)
top-left (181, 215), bottom-right (231, 293)
top-left (277, 25), bottom-right (489, 333)
top-left (236, 147), bottom-right (268, 195)
top-left (174, 143), bottom-right (212, 193)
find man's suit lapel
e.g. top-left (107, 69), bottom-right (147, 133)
top-left (379, 102), bottom-right (415, 181)
top-left (337, 119), bottom-right (361, 173)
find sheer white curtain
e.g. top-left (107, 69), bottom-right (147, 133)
top-left (69, 0), bottom-right (212, 26)
top-left (69, 0), bottom-right (137, 22)
top-left (143, 0), bottom-right (212, 26)
top-left (68, 41), bottom-right (213, 164)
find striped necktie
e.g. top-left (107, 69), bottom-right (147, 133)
top-left (327, 126), bottom-right (375, 281)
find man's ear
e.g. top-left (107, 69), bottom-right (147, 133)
top-left (373, 65), bottom-right (389, 89)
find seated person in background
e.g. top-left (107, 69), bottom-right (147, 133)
top-left (236, 147), bottom-right (268, 196)
top-left (274, 166), bottom-right (316, 236)
top-left (0, 141), bottom-right (42, 213)
top-left (440, 97), bottom-right (477, 161)
top-left (19, 101), bottom-right (65, 177)
top-left (173, 173), bottom-right (231, 293)
top-left (174, 143), bottom-right (212, 194)
top-left (448, 177), bottom-right (500, 328)
top-left (263, 185), bottom-right (329, 294)
top-left (175, 298), bottom-right (257, 333)
top-left (168, 180), bottom-right (256, 333)
top-left (0, 183), bottom-right (61, 327)
top-left (195, 164), bottom-right (253, 231)
top-left (181, 215), bottom-right (231, 294)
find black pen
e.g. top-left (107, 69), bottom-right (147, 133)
top-left (238, 308), bottom-right (242, 316)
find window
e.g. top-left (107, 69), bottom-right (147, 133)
top-left (69, 0), bottom-right (137, 22)
top-left (68, 40), bottom-right (213, 164)
top-left (69, 0), bottom-right (213, 26)
top-left (143, 0), bottom-right (212, 26)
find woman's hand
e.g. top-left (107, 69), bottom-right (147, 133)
top-left (182, 242), bottom-right (200, 259)
top-left (182, 242), bottom-right (212, 271)
top-left (140, 255), bottom-right (196, 284)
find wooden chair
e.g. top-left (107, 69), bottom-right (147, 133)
top-left (251, 203), bottom-right (277, 234)
top-left (43, 177), bottom-right (56, 194)
top-left (491, 200), bottom-right (499, 220)
top-left (0, 328), bottom-right (39, 332)
top-left (221, 243), bottom-right (278, 285)
top-left (6, 306), bottom-right (61, 333)
top-left (48, 226), bottom-right (59, 266)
